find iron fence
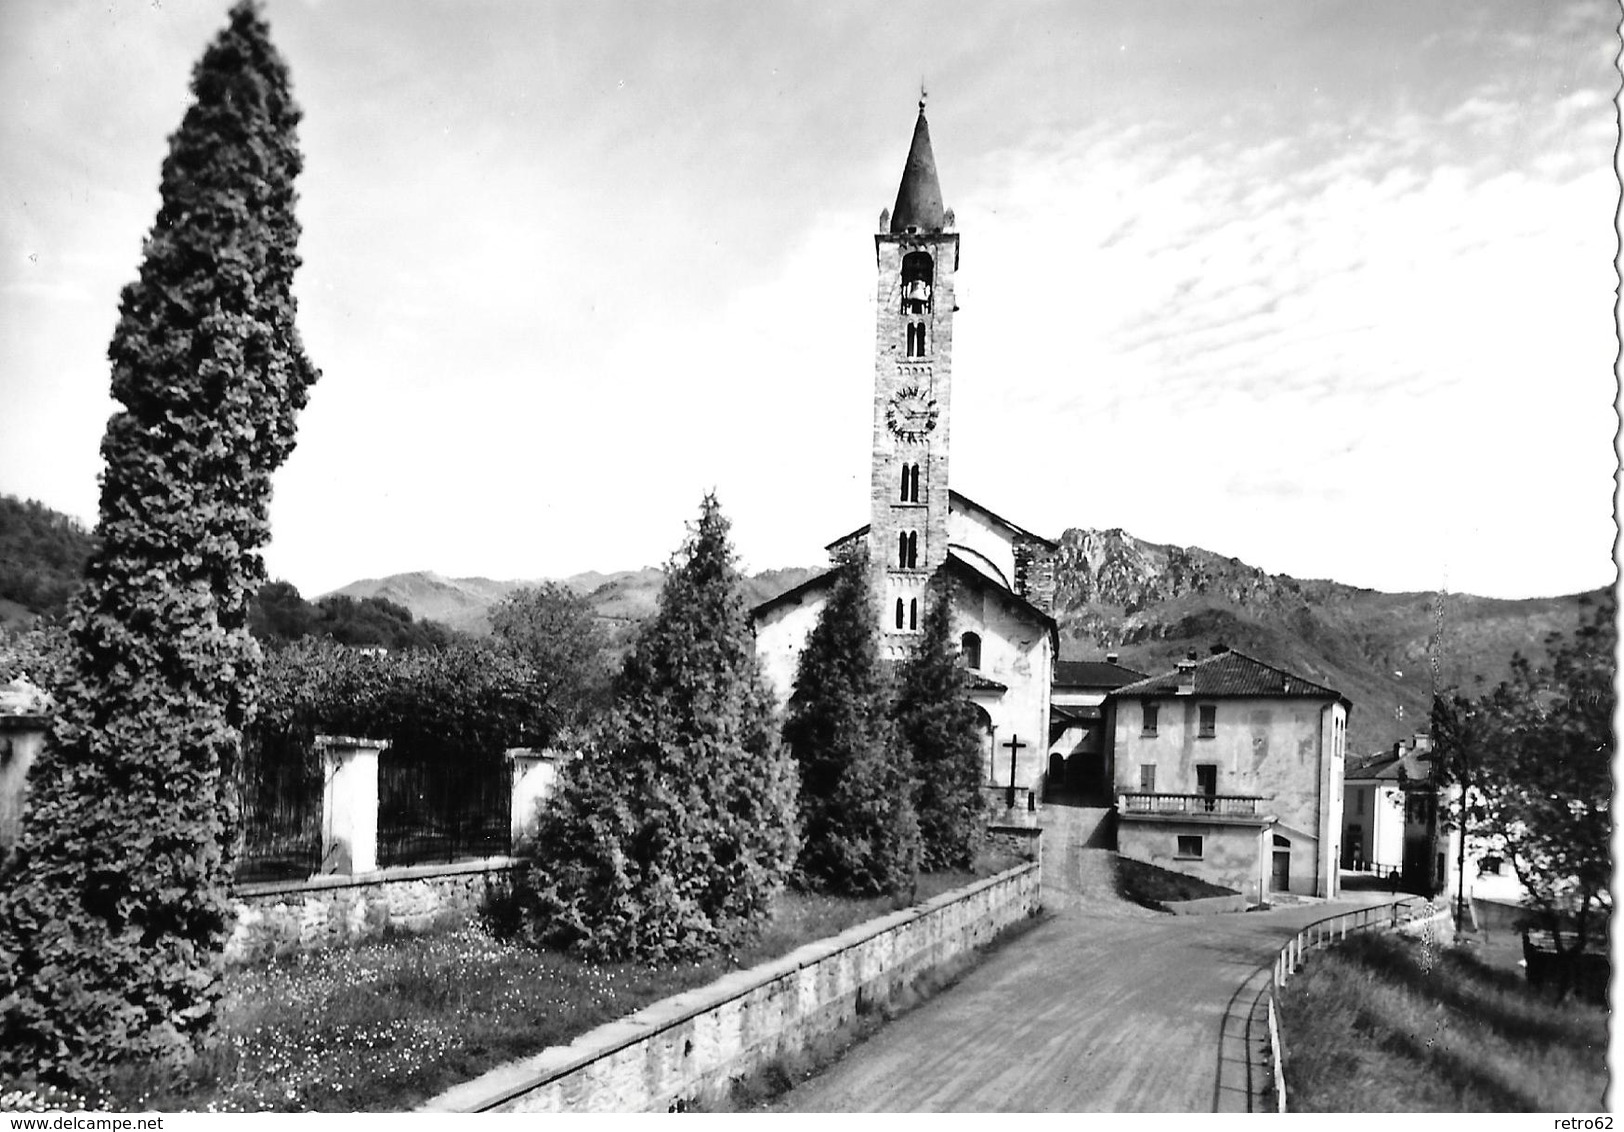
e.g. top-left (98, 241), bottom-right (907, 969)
top-left (377, 752), bottom-right (512, 867)
top-left (234, 732), bottom-right (322, 882)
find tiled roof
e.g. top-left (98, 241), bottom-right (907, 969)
top-left (1345, 748), bottom-right (1434, 782)
top-left (965, 671), bottom-right (1008, 693)
top-left (1053, 660), bottom-right (1147, 689)
top-left (1109, 649), bottom-right (1348, 706)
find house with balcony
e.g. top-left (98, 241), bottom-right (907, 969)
top-left (1107, 650), bottom-right (1349, 901)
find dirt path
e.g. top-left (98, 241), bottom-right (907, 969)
top-left (770, 895), bottom-right (1392, 1112)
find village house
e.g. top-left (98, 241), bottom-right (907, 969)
top-left (1047, 656), bottom-right (1146, 802)
top-left (1108, 650), bottom-right (1348, 901)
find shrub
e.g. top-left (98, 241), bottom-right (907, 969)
top-left (895, 579), bottom-right (984, 871)
top-left (785, 550), bottom-right (919, 896)
top-left (521, 494), bottom-right (799, 961)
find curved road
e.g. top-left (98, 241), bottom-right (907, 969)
top-left (770, 893), bottom-right (1393, 1112)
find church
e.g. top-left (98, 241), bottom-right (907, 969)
top-left (751, 102), bottom-right (1060, 809)
top-left (751, 104), bottom-right (1350, 902)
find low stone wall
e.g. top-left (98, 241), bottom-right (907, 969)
top-left (1164, 893), bottom-right (1249, 916)
top-left (225, 857), bottom-right (518, 964)
top-left (422, 861), bottom-right (1042, 1114)
top-left (985, 823), bottom-right (1042, 863)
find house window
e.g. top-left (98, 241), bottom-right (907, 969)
top-left (1142, 703), bottom-right (1159, 736)
top-left (1176, 835), bottom-right (1203, 859)
top-left (1479, 855), bottom-right (1502, 877)
top-left (1198, 704), bottom-right (1217, 738)
top-left (960, 632), bottom-right (982, 670)
top-left (1139, 764), bottom-right (1156, 793)
top-left (1355, 789), bottom-right (1365, 816)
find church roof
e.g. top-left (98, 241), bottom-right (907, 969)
top-left (1053, 660), bottom-right (1147, 689)
top-left (822, 490), bottom-right (1057, 554)
top-left (748, 566), bottom-right (838, 620)
top-left (1110, 649), bottom-right (1351, 709)
top-left (890, 107), bottom-right (947, 234)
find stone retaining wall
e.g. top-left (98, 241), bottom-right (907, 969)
top-left (422, 861), bottom-right (1042, 1114)
top-left (1163, 893), bottom-right (1249, 915)
top-left (225, 857), bottom-right (518, 964)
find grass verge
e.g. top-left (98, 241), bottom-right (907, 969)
top-left (1114, 856), bottom-right (1238, 909)
top-left (1277, 931), bottom-right (1608, 1112)
top-left (5, 854), bottom-right (1021, 1113)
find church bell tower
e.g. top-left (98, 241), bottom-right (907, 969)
top-left (870, 100), bottom-right (958, 653)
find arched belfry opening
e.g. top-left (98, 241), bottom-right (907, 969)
top-left (901, 252), bottom-right (933, 315)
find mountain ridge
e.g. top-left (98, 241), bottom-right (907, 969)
top-left (0, 490), bottom-right (1599, 758)
top-left (320, 528), bottom-right (1601, 756)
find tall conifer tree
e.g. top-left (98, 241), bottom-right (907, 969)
top-left (785, 551), bottom-right (919, 896)
top-left (522, 494), bottom-right (799, 961)
top-left (0, 2), bottom-right (317, 1085)
top-left (896, 580), bottom-right (985, 871)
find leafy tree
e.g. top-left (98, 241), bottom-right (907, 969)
top-left (896, 579), bottom-right (983, 871)
top-left (248, 578), bottom-right (315, 641)
top-left (489, 582), bottom-right (612, 743)
top-left (520, 495), bottom-right (799, 961)
top-left (1464, 595), bottom-right (1614, 993)
top-left (786, 550), bottom-right (919, 896)
top-left (0, 1), bottom-right (317, 1085)
top-left (0, 495), bottom-right (95, 619)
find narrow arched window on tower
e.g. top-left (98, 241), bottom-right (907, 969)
top-left (909, 463), bottom-right (921, 502)
top-left (898, 531), bottom-right (909, 568)
top-left (909, 599), bottom-right (918, 630)
top-left (899, 463), bottom-right (910, 502)
top-left (895, 598), bottom-right (905, 630)
top-left (906, 321), bottom-right (926, 358)
top-left (905, 531), bottom-right (918, 568)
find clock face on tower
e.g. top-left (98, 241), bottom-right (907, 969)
top-left (886, 385), bottom-right (939, 441)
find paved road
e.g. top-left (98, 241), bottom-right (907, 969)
top-left (771, 886), bottom-right (1396, 1112)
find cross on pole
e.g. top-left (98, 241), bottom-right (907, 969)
top-left (1003, 733), bottom-right (1027, 808)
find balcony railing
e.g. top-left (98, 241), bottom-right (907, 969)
top-left (1119, 792), bottom-right (1265, 817)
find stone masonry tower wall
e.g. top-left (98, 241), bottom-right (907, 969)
top-left (869, 107), bottom-right (958, 658)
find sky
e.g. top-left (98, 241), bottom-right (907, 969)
top-left (1, 0), bottom-right (1617, 601)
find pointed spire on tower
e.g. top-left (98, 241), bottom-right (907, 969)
top-left (889, 99), bottom-right (946, 234)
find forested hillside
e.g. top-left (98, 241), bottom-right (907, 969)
top-left (0, 495), bottom-right (95, 622)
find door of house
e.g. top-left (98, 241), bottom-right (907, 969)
top-left (1342, 825), bottom-right (1362, 870)
top-left (1196, 764), bottom-right (1217, 812)
top-left (1271, 834), bottom-right (1291, 892)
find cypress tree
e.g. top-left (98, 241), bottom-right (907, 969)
top-left (0, 1), bottom-right (317, 1085)
top-left (522, 494), bottom-right (799, 962)
top-left (785, 550), bottom-right (919, 896)
top-left (896, 579), bottom-right (985, 871)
